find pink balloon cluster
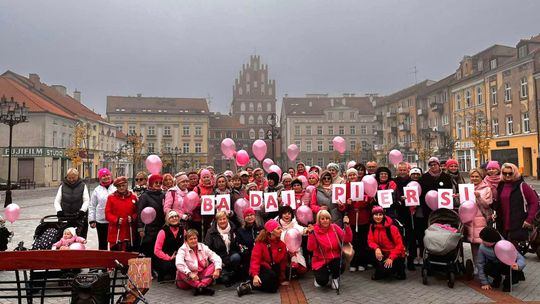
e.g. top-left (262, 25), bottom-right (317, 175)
top-left (221, 138), bottom-right (236, 159)
top-left (332, 136), bottom-right (346, 154)
top-left (252, 140), bottom-right (267, 161)
top-left (145, 155), bottom-right (162, 175)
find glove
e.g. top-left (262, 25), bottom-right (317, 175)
top-left (78, 210), bottom-right (86, 218)
top-left (56, 211), bottom-right (65, 218)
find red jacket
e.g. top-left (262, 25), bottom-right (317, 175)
top-left (367, 217), bottom-right (406, 260)
top-left (193, 184), bottom-right (214, 222)
top-left (338, 182), bottom-right (372, 226)
top-left (250, 237), bottom-right (287, 282)
top-left (307, 223), bottom-right (352, 270)
top-left (105, 191), bottom-right (138, 243)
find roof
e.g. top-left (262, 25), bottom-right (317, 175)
top-left (0, 76), bottom-right (73, 120)
top-left (383, 80), bottom-right (435, 103)
top-left (282, 95), bottom-right (374, 116)
top-left (107, 96), bottom-right (209, 114)
top-left (209, 113), bottom-right (242, 128)
top-left (2, 70), bottom-right (106, 123)
top-left (418, 74), bottom-right (455, 97)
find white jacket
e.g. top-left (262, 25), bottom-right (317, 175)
top-left (89, 184), bottom-right (117, 223)
top-left (176, 243), bottom-right (222, 275)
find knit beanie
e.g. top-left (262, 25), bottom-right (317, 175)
top-left (428, 157), bottom-right (440, 165)
top-left (243, 207), bottom-right (255, 219)
top-left (282, 173), bottom-right (293, 182)
top-left (113, 176), bottom-right (128, 186)
top-left (246, 182), bottom-right (257, 190)
top-left (479, 227), bottom-right (502, 243)
top-left (446, 159), bottom-right (459, 167)
top-left (264, 219), bottom-right (279, 232)
top-left (409, 167), bottom-right (423, 176)
top-left (148, 174), bottom-right (163, 186)
top-left (98, 168), bottom-right (111, 178)
top-left (308, 172), bottom-right (319, 181)
top-left (372, 205), bottom-right (384, 214)
top-left (267, 172), bottom-right (280, 184)
top-left (486, 161), bottom-right (501, 170)
top-left (327, 162), bottom-right (339, 172)
top-left (346, 168), bottom-right (358, 176)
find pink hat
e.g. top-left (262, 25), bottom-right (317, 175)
top-left (372, 205), bottom-right (384, 214)
top-left (148, 174), bottom-right (163, 186)
top-left (446, 159), bottom-right (459, 167)
top-left (243, 207), bottom-right (255, 219)
top-left (264, 219), bottom-right (279, 232)
top-left (200, 169), bottom-right (211, 177)
top-left (486, 161), bottom-right (500, 170)
top-left (98, 168), bottom-right (111, 178)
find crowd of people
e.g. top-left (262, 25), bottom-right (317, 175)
top-left (51, 157), bottom-right (538, 296)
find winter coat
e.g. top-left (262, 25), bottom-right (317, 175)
top-left (307, 223), bottom-right (352, 270)
top-left (495, 180), bottom-right (539, 240)
top-left (89, 184), bottom-right (117, 224)
top-left (338, 182), bottom-right (371, 226)
top-left (314, 187), bottom-right (343, 226)
top-left (193, 184), bottom-right (214, 223)
top-left (104, 191), bottom-right (138, 243)
top-left (54, 179), bottom-right (90, 215)
top-left (204, 221), bottom-right (239, 266)
top-left (137, 190), bottom-right (166, 238)
top-left (52, 236), bottom-right (86, 249)
top-left (278, 218), bottom-right (307, 268)
top-left (465, 181), bottom-right (493, 243)
top-left (477, 243), bottom-right (526, 285)
top-left (375, 181), bottom-right (399, 219)
top-left (250, 237), bottom-right (287, 281)
top-left (154, 225), bottom-right (184, 261)
top-left (163, 187), bottom-right (188, 218)
top-left (175, 242), bottom-right (222, 275)
top-left (367, 216), bottom-right (406, 260)
top-left (419, 172), bottom-right (453, 217)
top-left (236, 224), bottom-right (261, 253)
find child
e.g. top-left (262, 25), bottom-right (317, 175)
top-left (477, 227), bottom-right (526, 292)
top-left (52, 227), bottom-right (86, 250)
top-left (0, 216), bottom-right (14, 251)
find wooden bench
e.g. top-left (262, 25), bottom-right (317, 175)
top-left (0, 250), bottom-right (146, 304)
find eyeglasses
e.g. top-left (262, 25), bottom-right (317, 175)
top-left (169, 215), bottom-right (179, 219)
top-left (429, 163), bottom-right (439, 167)
top-left (502, 172), bottom-right (513, 177)
top-left (135, 178), bottom-right (146, 182)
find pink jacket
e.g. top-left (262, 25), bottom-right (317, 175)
top-left (163, 187), bottom-right (188, 218)
top-left (307, 223), bottom-right (352, 270)
top-left (175, 242), bottom-right (222, 275)
top-left (465, 181), bottom-right (493, 243)
top-left (52, 236), bottom-right (85, 249)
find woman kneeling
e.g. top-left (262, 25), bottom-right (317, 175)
top-left (175, 229), bottom-right (222, 296)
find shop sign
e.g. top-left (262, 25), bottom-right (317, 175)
top-left (495, 140), bottom-right (510, 147)
top-left (1, 147), bottom-right (66, 158)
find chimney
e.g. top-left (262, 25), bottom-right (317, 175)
top-left (51, 85), bottom-right (67, 96)
top-left (73, 90), bottom-right (81, 102)
top-left (29, 73), bottom-right (41, 90)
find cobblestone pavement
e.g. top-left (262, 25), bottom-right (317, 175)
top-left (1, 187), bottom-right (539, 303)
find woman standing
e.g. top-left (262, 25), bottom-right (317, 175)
top-left (137, 174), bottom-right (166, 265)
top-left (327, 163), bottom-right (344, 184)
top-left (132, 171), bottom-right (148, 198)
top-left (154, 210), bottom-right (185, 281)
top-left (465, 168), bottom-right (493, 262)
top-left (162, 173), bottom-right (175, 191)
top-left (89, 168), bottom-right (116, 250)
top-left (307, 210), bottom-right (351, 289)
top-left (313, 171), bottom-right (344, 226)
top-left (163, 174), bottom-right (189, 218)
top-left (483, 161), bottom-right (501, 201)
top-left (374, 167), bottom-right (398, 219)
top-left (105, 177), bottom-right (138, 251)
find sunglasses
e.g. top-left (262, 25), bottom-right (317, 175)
top-left (135, 178), bottom-right (146, 182)
top-left (322, 177), bottom-right (332, 180)
top-left (169, 215), bottom-right (179, 219)
top-left (502, 172), bottom-right (513, 176)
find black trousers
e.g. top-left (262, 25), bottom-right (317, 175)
top-left (484, 261), bottom-right (521, 284)
top-left (96, 222), bottom-right (108, 250)
top-left (413, 216), bottom-right (428, 257)
top-left (350, 224), bottom-right (370, 268)
top-left (254, 266), bottom-right (279, 293)
top-left (313, 258), bottom-right (343, 286)
top-left (154, 258), bottom-right (176, 281)
top-left (372, 251), bottom-right (405, 279)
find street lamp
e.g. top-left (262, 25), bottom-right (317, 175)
top-left (267, 113), bottom-right (279, 161)
top-left (0, 96), bottom-right (29, 207)
top-left (126, 132), bottom-right (143, 188)
top-left (172, 147), bottom-right (180, 173)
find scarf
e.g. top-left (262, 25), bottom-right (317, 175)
top-left (428, 170), bottom-right (441, 178)
top-left (279, 218), bottom-right (295, 231)
top-left (214, 187), bottom-right (231, 195)
top-left (484, 174), bottom-right (501, 187)
top-left (217, 223), bottom-right (232, 254)
top-left (100, 180), bottom-right (113, 188)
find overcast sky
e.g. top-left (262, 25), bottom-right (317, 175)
top-left (1, 0), bottom-right (539, 115)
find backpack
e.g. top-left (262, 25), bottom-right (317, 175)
top-left (32, 227), bottom-right (60, 250)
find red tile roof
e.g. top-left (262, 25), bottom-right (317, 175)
top-left (209, 113), bottom-right (242, 128)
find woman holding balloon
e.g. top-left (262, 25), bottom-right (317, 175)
top-left (163, 173), bottom-right (189, 219)
top-left (277, 206), bottom-right (308, 276)
top-left (105, 176), bottom-right (138, 251)
top-left (137, 174), bottom-right (165, 266)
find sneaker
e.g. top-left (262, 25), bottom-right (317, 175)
top-left (237, 282), bottom-right (252, 297)
top-left (413, 257), bottom-right (420, 265)
top-left (193, 287), bottom-right (203, 296)
top-left (202, 287), bottom-right (215, 296)
top-left (418, 258), bottom-right (424, 265)
top-left (314, 278), bottom-right (322, 288)
top-left (349, 266), bottom-right (357, 272)
top-left (358, 266), bottom-right (366, 272)
top-left (331, 278), bottom-right (339, 290)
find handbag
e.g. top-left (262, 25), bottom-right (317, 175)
top-left (71, 272), bottom-right (110, 304)
top-left (332, 226), bottom-right (354, 264)
top-left (127, 257), bottom-right (152, 289)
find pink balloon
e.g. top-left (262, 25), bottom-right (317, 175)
top-left (145, 155), bottom-right (162, 175)
top-left (298, 175), bottom-right (308, 188)
top-left (425, 190), bottom-right (439, 210)
top-left (332, 136), bottom-right (346, 154)
top-left (306, 185), bottom-right (316, 194)
top-left (494, 240), bottom-right (518, 266)
top-left (263, 158), bottom-right (274, 173)
top-left (347, 161), bottom-right (356, 169)
top-left (362, 175), bottom-right (378, 197)
top-left (287, 144), bottom-right (300, 161)
top-left (406, 181), bottom-right (422, 196)
top-left (140, 207), bottom-right (156, 224)
top-left (221, 138), bottom-right (236, 159)
top-left (4, 203), bottom-right (21, 223)
top-left (252, 140), bottom-right (267, 161)
top-left (284, 228), bottom-right (302, 253)
top-left (458, 200), bottom-right (478, 224)
top-left (234, 198), bottom-right (249, 219)
top-left (388, 149), bottom-right (403, 165)
top-left (269, 165), bottom-right (282, 178)
top-left (69, 243), bottom-right (85, 250)
top-left (236, 150), bottom-right (250, 167)
top-left (182, 191), bottom-right (200, 214)
top-left (296, 205), bottom-right (313, 226)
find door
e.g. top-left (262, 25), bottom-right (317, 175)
top-left (523, 147), bottom-right (532, 177)
top-left (17, 158), bottom-right (35, 181)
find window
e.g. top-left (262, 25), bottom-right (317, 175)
top-left (506, 115), bottom-right (513, 135)
top-left (306, 141), bottom-right (312, 152)
top-left (148, 126), bottom-right (155, 136)
top-left (455, 94), bottom-right (461, 110)
top-left (240, 102), bottom-right (246, 111)
top-left (249, 103), bottom-right (254, 111)
top-left (295, 141), bottom-right (301, 151)
top-left (52, 131), bottom-right (57, 146)
top-left (183, 143), bottom-right (189, 153)
top-left (317, 126), bottom-right (323, 135)
top-left (478, 60), bottom-right (483, 71)
top-left (163, 126), bottom-right (171, 136)
top-left (523, 113), bottom-right (530, 133)
top-left (239, 115), bottom-right (245, 124)
top-left (442, 114), bottom-right (449, 125)
top-left (476, 87), bottom-right (483, 105)
top-left (350, 140), bottom-right (356, 151)
top-left (504, 83), bottom-right (511, 102)
top-left (248, 115), bottom-right (254, 124)
top-left (258, 129), bottom-right (264, 139)
top-left (257, 115), bottom-right (263, 124)
top-left (466, 119), bottom-right (472, 138)
top-left (350, 112), bottom-right (355, 120)
top-left (195, 126), bottom-right (202, 136)
top-left (361, 125), bottom-right (367, 135)
top-left (257, 103), bottom-right (262, 111)
top-left (490, 59), bottom-right (497, 70)
top-left (465, 90), bottom-right (471, 108)
top-left (339, 126), bottom-right (344, 135)
top-left (195, 143), bottom-right (202, 153)
top-left (61, 133), bottom-right (65, 147)
top-left (249, 129), bottom-right (255, 139)
top-left (164, 142), bottom-right (171, 152)
top-left (520, 78), bottom-right (528, 98)
top-left (328, 112), bottom-right (333, 120)
top-left (328, 140), bottom-right (333, 151)
top-left (339, 112), bottom-right (344, 120)
top-left (128, 125), bottom-right (136, 135)
top-left (518, 45), bottom-right (528, 58)
top-left (147, 143), bottom-right (155, 154)
top-left (295, 125), bottom-right (300, 136)
top-left (317, 158), bottom-right (324, 167)
top-left (317, 141), bottom-right (323, 152)
top-left (492, 119), bottom-right (499, 136)
top-left (183, 126), bottom-right (190, 136)
top-left (267, 103), bottom-right (272, 112)
top-left (456, 122), bottom-right (462, 140)
top-left (350, 126), bottom-right (356, 135)
top-left (490, 87), bottom-right (497, 105)
top-left (328, 126), bottom-right (334, 135)
top-left (306, 126), bottom-right (312, 135)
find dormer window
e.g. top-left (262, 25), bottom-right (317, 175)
top-left (490, 59), bottom-right (497, 70)
top-left (518, 45), bottom-right (528, 58)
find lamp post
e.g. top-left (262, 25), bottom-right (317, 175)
top-left (127, 132), bottom-right (143, 189)
top-left (172, 147), bottom-right (180, 173)
top-left (267, 113), bottom-right (279, 161)
top-left (0, 96), bottom-right (29, 207)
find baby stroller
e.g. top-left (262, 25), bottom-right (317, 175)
top-left (422, 209), bottom-right (474, 288)
top-left (32, 214), bottom-right (72, 250)
top-left (528, 210), bottom-right (540, 259)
